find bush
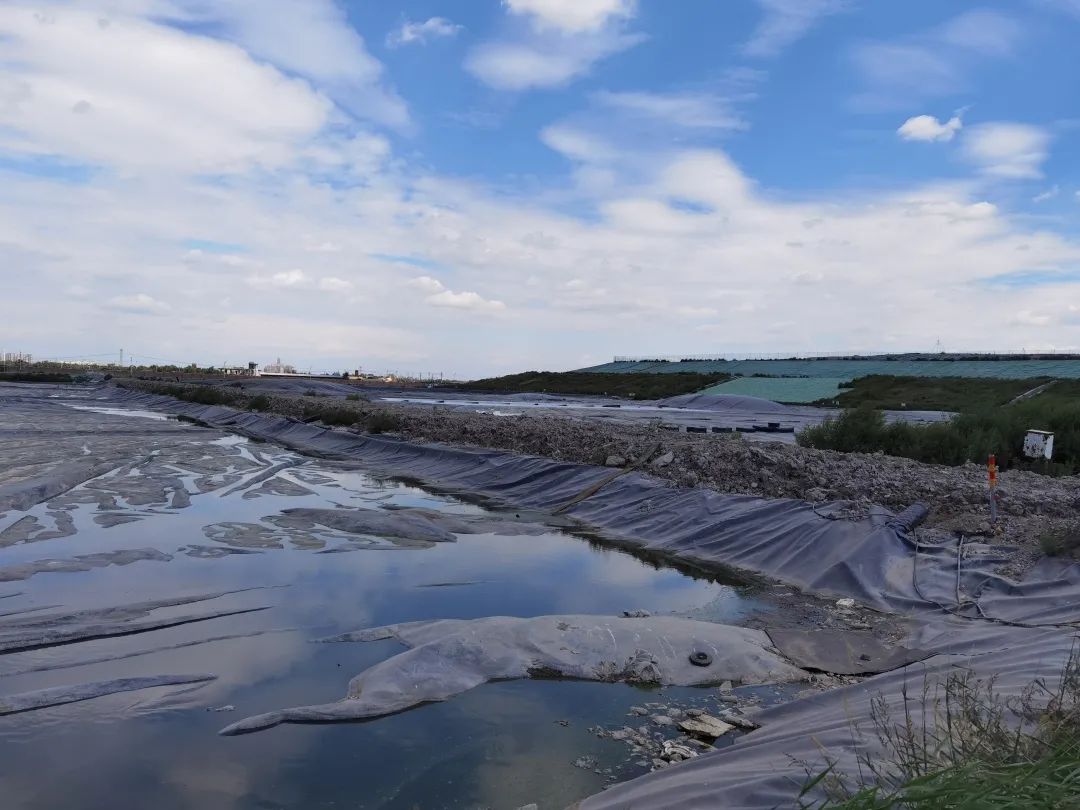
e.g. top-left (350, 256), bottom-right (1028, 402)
top-left (1040, 527), bottom-right (1080, 558)
top-left (365, 412), bottom-right (401, 434)
top-left (345, 393), bottom-right (365, 402)
top-left (458, 371), bottom-right (730, 400)
top-left (248, 395), bottom-right (271, 411)
top-left (798, 396), bottom-right (1080, 474)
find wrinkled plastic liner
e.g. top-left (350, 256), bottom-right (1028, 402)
top-left (220, 615), bottom-right (806, 735)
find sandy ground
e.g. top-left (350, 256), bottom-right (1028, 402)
top-left (120, 379), bottom-right (1080, 576)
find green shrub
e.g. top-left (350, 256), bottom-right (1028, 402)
top-left (248, 395), bottom-right (271, 411)
top-left (365, 412), bottom-right (401, 434)
top-left (316, 406), bottom-right (360, 427)
top-left (799, 396), bottom-right (1080, 474)
top-left (1039, 528), bottom-right (1080, 558)
top-left (0, 372), bottom-right (73, 384)
top-left (459, 371), bottom-right (730, 400)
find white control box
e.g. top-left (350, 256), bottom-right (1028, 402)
top-left (1023, 430), bottom-right (1054, 460)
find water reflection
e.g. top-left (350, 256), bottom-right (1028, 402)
top-left (0, 401), bottom-right (768, 809)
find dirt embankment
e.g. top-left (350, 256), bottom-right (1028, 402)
top-left (119, 380), bottom-right (1080, 574)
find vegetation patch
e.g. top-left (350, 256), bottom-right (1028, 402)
top-left (0, 372), bottom-right (73, 384)
top-left (799, 381), bottom-right (1080, 474)
top-left (1039, 527), bottom-right (1080, 558)
top-left (457, 371), bottom-right (730, 400)
top-left (818, 375), bottom-right (1048, 412)
top-left (803, 647), bottom-right (1080, 809)
top-left (365, 412), bottom-right (402, 434)
top-left (303, 405), bottom-right (360, 427)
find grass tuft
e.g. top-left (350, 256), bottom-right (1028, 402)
top-left (801, 646), bottom-right (1080, 808)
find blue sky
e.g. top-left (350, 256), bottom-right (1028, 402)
top-left (1, 0), bottom-right (1078, 376)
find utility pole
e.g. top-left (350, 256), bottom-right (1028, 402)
top-left (120, 348), bottom-right (124, 367)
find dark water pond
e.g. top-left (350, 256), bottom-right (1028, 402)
top-left (0, 401), bottom-right (775, 810)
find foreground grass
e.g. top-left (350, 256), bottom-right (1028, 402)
top-left (821, 375), bottom-right (1049, 412)
top-left (457, 371), bottom-right (729, 399)
top-left (799, 381), bottom-right (1080, 475)
top-left (803, 648), bottom-right (1080, 809)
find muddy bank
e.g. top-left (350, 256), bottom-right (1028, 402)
top-left (119, 380), bottom-right (1080, 574)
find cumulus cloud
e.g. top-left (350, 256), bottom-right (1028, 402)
top-left (427, 290), bottom-right (506, 312)
top-left (898, 114), bottom-right (963, 142)
top-left (317, 276), bottom-right (353, 292)
top-left (407, 276), bottom-right (446, 294)
top-left (104, 293), bottom-right (170, 314)
top-left (504, 0), bottom-right (635, 33)
top-left (247, 270), bottom-right (310, 289)
top-left (4, 1), bottom-right (1080, 373)
top-left (408, 276), bottom-right (505, 313)
top-left (743, 0), bottom-right (848, 58)
top-left (162, 0), bottom-right (409, 128)
top-left (963, 123), bottom-right (1051, 179)
top-left (0, 5), bottom-right (331, 172)
top-left (465, 0), bottom-right (642, 90)
top-left (386, 17), bottom-right (462, 48)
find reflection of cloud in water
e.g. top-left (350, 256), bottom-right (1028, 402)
top-left (0, 390), bottom-right (760, 809)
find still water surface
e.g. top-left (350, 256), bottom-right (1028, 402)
top-left (0, 405), bottom-right (770, 809)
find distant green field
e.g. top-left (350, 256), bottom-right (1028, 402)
top-left (458, 371), bottom-right (730, 399)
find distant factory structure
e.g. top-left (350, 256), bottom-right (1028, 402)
top-left (261, 357), bottom-right (297, 375)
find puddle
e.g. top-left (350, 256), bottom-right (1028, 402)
top-left (0, 397), bottom-right (774, 810)
top-left (62, 405), bottom-right (174, 421)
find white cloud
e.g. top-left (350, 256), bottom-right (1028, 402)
top-left (408, 276), bottom-right (505, 313)
top-left (897, 114), bottom-right (963, 142)
top-left (504, 0), bottom-right (635, 33)
top-left (594, 90), bottom-right (746, 130)
top-left (164, 0), bottom-right (408, 128)
top-left (0, 5), bottom-right (331, 173)
top-left (963, 123), bottom-right (1051, 179)
top-left (317, 276), bottom-right (352, 292)
top-left (407, 276), bottom-right (446, 294)
top-left (426, 290), bottom-right (507, 312)
top-left (465, 0), bottom-right (642, 90)
top-left (386, 17), bottom-right (462, 48)
top-left (937, 9), bottom-right (1019, 56)
top-left (465, 31), bottom-right (641, 90)
top-left (247, 270), bottom-right (310, 288)
top-left (104, 293), bottom-right (170, 314)
top-left (4, 1), bottom-right (1080, 374)
top-left (540, 125), bottom-right (617, 162)
top-left (1033, 185), bottom-right (1060, 203)
top-left (743, 0), bottom-right (848, 58)
top-left (850, 10), bottom-right (1020, 109)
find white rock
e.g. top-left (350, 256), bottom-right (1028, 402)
top-left (651, 451), bottom-right (675, 468)
top-left (678, 714), bottom-right (735, 739)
